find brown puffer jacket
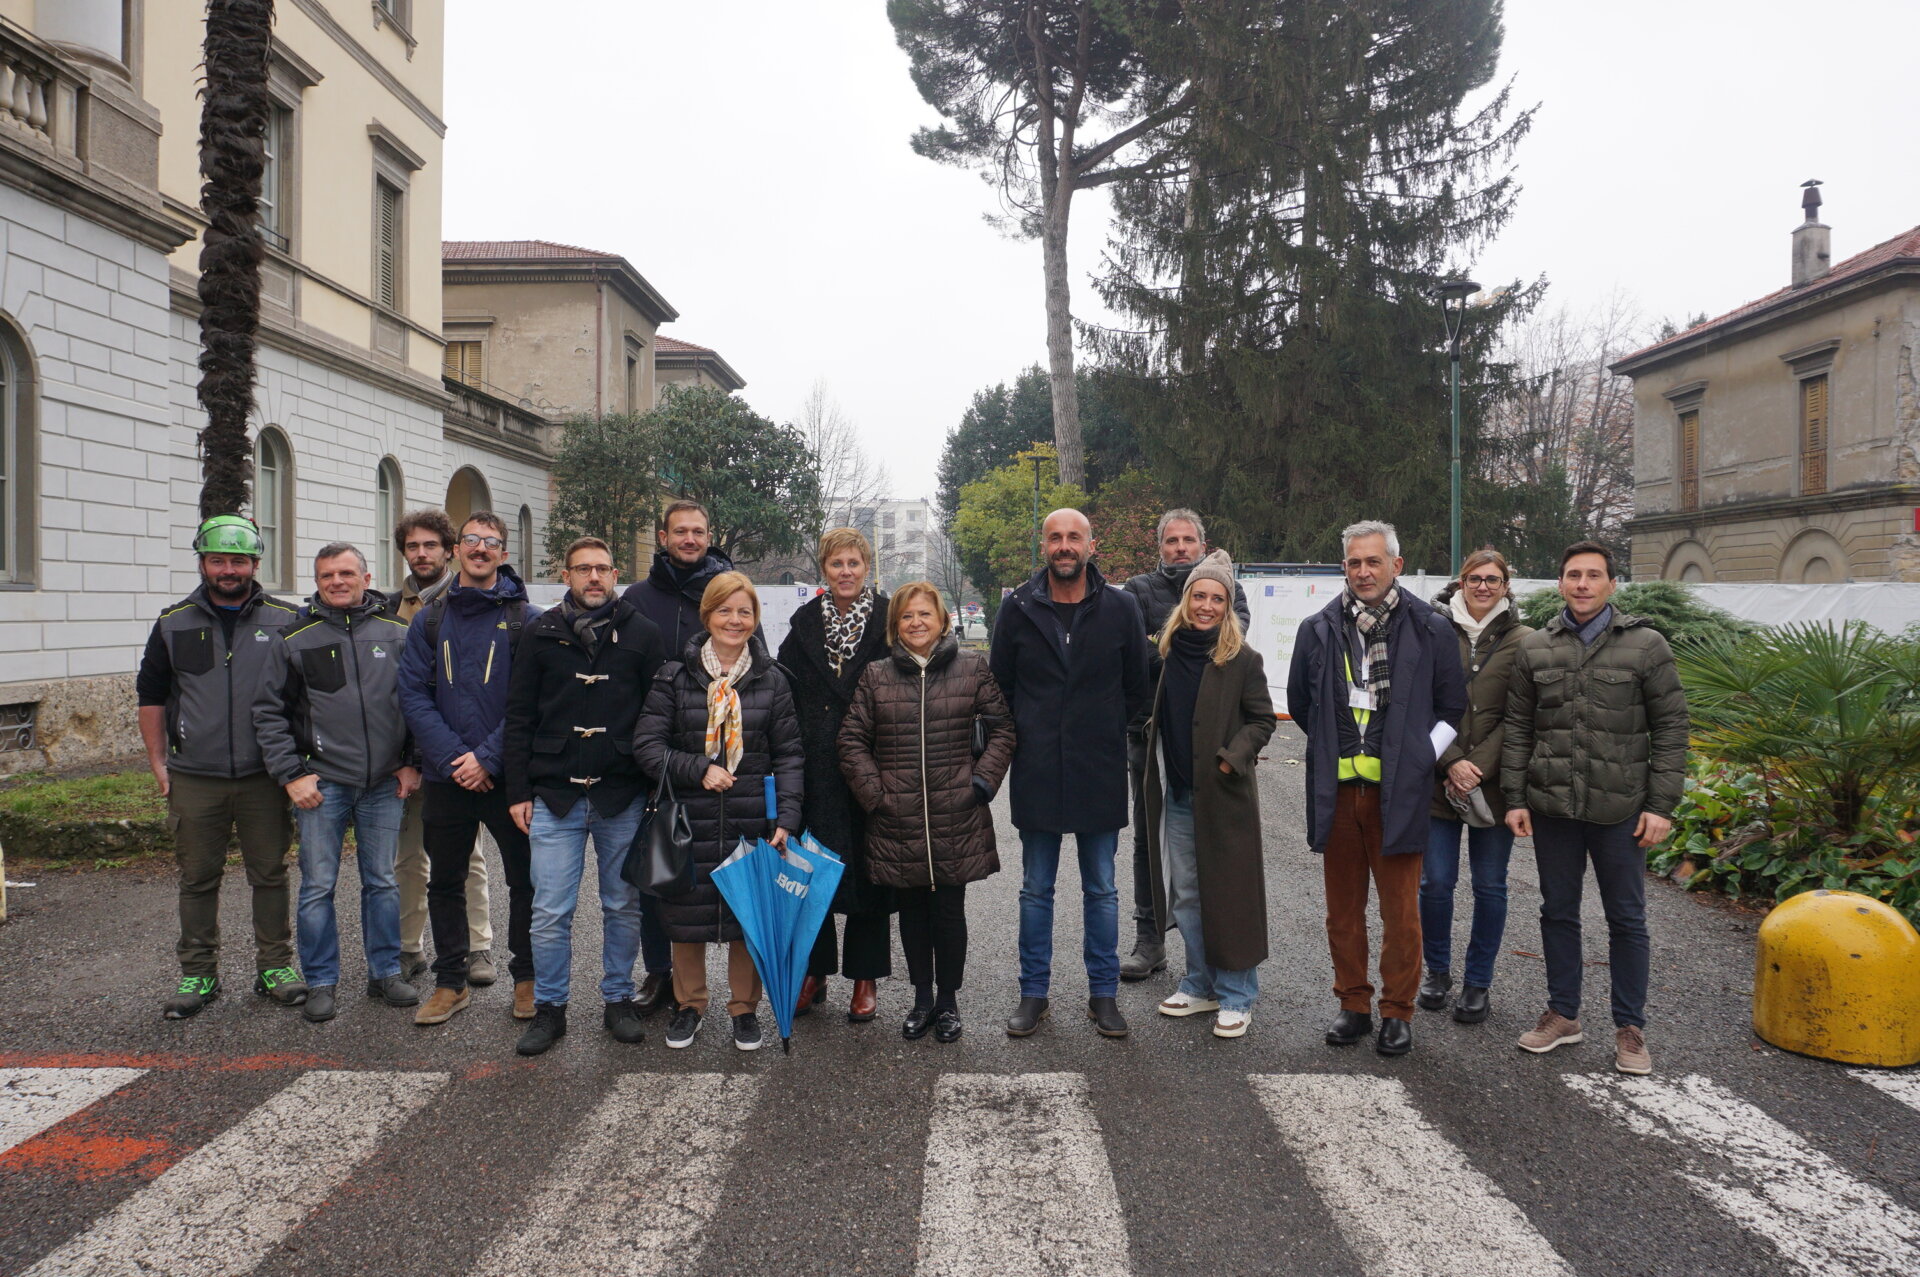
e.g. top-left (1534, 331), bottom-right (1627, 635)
top-left (1429, 582), bottom-right (1533, 820)
top-left (838, 635), bottom-right (1016, 889)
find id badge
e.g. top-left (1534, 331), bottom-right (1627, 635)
top-left (1348, 684), bottom-right (1373, 712)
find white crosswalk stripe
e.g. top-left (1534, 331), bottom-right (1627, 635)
top-left (0, 1068), bottom-right (145, 1157)
top-left (1248, 1073), bottom-right (1573, 1277)
top-left (18, 1069), bottom-right (446, 1277)
top-left (1851, 1068), bottom-right (1920, 1115)
top-left (1567, 1071), bottom-right (1920, 1277)
top-left (469, 1072), bottom-right (762, 1277)
top-left (917, 1072), bottom-right (1131, 1276)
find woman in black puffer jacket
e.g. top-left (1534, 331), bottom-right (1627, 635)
top-left (635, 571), bottom-right (803, 1052)
top-left (839, 582), bottom-right (1015, 1044)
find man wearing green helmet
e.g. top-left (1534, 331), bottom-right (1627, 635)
top-left (137, 514), bottom-right (307, 1019)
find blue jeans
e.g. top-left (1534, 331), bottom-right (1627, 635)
top-left (295, 779), bottom-right (403, 988)
top-left (1420, 816), bottom-right (1515, 989)
top-left (528, 796), bottom-right (646, 1007)
top-left (1163, 793), bottom-right (1259, 1011)
top-left (1017, 829), bottom-right (1120, 998)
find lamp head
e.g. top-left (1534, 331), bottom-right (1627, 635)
top-left (1437, 277), bottom-right (1482, 303)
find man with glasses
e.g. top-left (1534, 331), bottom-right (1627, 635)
top-left (391, 510), bottom-right (496, 988)
top-left (399, 512), bottom-right (539, 1026)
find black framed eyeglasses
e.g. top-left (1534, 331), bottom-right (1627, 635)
top-left (460, 534), bottom-right (505, 550)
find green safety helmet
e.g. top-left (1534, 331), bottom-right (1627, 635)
top-left (194, 514), bottom-right (264, 557)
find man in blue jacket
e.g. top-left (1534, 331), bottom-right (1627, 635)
top-left (398, 512), bottom-right (538, 1027)
top-left (990, 508), bottom-right (1151, 1040)
top-left (1287, 521), bottom-right (1465, 1057)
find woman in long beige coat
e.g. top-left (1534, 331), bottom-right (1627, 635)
top-left (1142, 551), bottom-right (1276, 1039)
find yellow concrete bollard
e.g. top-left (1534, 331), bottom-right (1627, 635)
top-left (1753, 889), bottom-right (1920, 1067)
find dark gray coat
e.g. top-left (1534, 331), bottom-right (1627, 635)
top-left (253, 592), bottom-right (414, 789)
top-left (139, 584), bottom-right (302, 780)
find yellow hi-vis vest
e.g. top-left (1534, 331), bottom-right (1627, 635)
top-left (1339, 649), bottom-right (1382, 783)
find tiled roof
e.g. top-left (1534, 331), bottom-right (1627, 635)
top-left (442, 239), bottom-right (621, 261)
top-left (1619, 223), bottom-right (1920, 365)
top-left (653, 336), bottom-right (714, 354)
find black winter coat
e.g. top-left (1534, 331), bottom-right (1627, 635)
top-left (775, 593), bottom-right (895, 916)
top-left (634, 634), bottom-right (805, 944)
top-left (619, 548), bottom-right (736, 657)
top-left (502, 598), bottom-right (667, 818)
top-left (988, 564), bottom-right (1151, 833)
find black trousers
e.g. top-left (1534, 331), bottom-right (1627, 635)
top-left (1127, 733), bottom-right (1156, 933)
top-left (1533, 814), bottom-right (1650, 1029)
top-left (898, 883), bottom-right (968, 995)
top-left (422, 781), bottom-right (534, 990)
top-left (808, 909), bottom-right (893, 980)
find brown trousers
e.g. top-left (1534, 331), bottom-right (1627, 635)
top-left (1323, 782), bottom-right (1423, 1021)
top-left (169, 770), bottom-right (293, 976)
top-left (670, 940), bottom-right (763, 1017)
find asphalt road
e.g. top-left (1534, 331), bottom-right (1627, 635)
top-left (1, 725), bottom-right (1916, 1276)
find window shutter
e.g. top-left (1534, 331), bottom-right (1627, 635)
top-left (443, 341), bottom-right (482, 387)
top-left (375, 183), bottom-right (400, 308)
top-left (1801, 375), bottom-right (1828, 496)
top-left (1679, 410), bottom-right (1700, 510)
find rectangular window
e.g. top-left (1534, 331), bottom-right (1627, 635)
top-left (374, 179), bottom-right (402, 309)
top-left (443, 340), bottom-right (483, 387)
top-left (626, 355), bottom-right (639, 410)
top-left (0, 702), bottom-right (36, 752)
top-left (1800, 374), bottom-right (1829, 496)
top-left (1679, 409), bottom-right (1700, 511)
top-left (259, 105), bottom-right (292, 251)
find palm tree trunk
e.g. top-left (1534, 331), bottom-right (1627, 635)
top-left (196, 0), bottom-right (274, 519)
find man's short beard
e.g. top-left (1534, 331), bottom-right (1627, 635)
top-left (414, 560), bottom-right (447, 585)
top-left (1047, 555), bottom-right (1085, 581)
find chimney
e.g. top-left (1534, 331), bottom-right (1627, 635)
top-left (1793, 179), bottom-right (1830, 287)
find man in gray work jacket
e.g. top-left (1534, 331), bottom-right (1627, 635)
top-left (254, 542), bottom-right (421, 1024)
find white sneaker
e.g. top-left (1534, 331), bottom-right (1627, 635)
top-left (1213, 1008), bottom-right (1251, 1038)
top-left (1158, 991), bottom-right (1220, 1017)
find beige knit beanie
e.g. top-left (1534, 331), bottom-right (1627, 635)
top-left (1183, 548), bottom-right (1234, 598)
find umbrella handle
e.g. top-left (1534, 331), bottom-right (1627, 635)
top-left (764, 774), bottom-right (777, 823)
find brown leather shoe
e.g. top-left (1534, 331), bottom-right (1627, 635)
top-left (847, 979), bottom-right (878, 1023)
top-left (512, 979), bottom-right (537, 1021)
top-left (796, 974), bottom-right (826, 1018)
top-left (414, 987), bottom-right (470, 1026)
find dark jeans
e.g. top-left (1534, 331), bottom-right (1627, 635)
top-left (1533, 813), bottom-right (1650, 1029)
top-left (898, 883), bottom-right (968, 996)
top-left (1420, 816), bottom-right (1515, 988)
top-left (1127, 734), bottom-right (1155, 935)
top-left (169, 770), bottom-right (292, 976)
top-left (808, 910), bottom-right (893, 980)
top-left (422, 782), bottom-right (533, 990)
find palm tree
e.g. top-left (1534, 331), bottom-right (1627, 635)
top-left (195, 0), bottom-right (275, 519)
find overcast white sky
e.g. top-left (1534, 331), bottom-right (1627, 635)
top-left (443, 1), bottom-right (1919, 499)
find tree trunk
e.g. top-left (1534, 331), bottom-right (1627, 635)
top-left (1041, 181), bottom-right (1084, 489)
top-left (196, 0), bottom-right (274, 520)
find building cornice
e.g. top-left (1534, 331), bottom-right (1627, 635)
top-left (285, 0), bottom-right (446, 138)
top-left (443, 261), bottom-right (679, 327)
top-left (0, 134), bottom-right (192, 254)
top-left (1627, 484), bottom-right (1920, 535)
top-left (655, 346), bottom-right (746, 392)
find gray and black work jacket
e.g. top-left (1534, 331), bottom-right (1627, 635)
top-left (253, 591), bottom-right (414, 789)
top-left (137, 584), bottom-right (303, 779)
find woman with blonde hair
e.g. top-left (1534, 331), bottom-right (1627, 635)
top-left (635, 570), bottom-right (803, 1051)
top-left (776, 528), bottom-right (895, 1024)
top-left (1141, 550), bottom-right (1276, 1038)
top-left (839, 582), bottom-right (1015, 1043)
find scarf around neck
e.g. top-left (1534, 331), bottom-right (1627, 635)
top-left (700, 639), bottom-right (753, 772)
top-left (1448, 591), bottom-right (1509, 651)
top-left (1345, 585), bottom-right (1401, 707)
top-left (821, 587), bottom-right (874, 676)
top-left (560, 591), bottom-right (618, 649)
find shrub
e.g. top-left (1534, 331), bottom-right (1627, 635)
top-left (1516, 579), bottom-right (1756, 645)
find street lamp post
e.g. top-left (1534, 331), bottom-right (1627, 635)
top-left (1030, 449), bottom-right (1046, 575)
top-left (1438, 277), bottom-right (1481, 577)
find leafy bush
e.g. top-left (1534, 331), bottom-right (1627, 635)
top-left (1517, 579), bottom-right (1756, 645)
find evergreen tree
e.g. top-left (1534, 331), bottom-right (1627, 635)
top-left (650, 386), bottom-right (823, 563)
top-left (544, 413), bottom-right (664, 582)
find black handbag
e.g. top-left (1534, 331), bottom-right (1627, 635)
top-left (623, 767), bottom-right (695, 898)
top-left (971, 714), bottom-right (1004, 759)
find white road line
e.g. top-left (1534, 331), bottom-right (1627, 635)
top-left (1567, 1071), bottom-right (1920, 1277)
top-left (1248, 1073), bottom-right (1572, 1277)
top-left (1851, 1069), bottom-right (1920, 1115)
top-left (917, 1072), bottom-right (1131, 1277)
top-left (0, 1068), bottom-right (146, 1156)
top-left (20, 1069), bottom-right (445, 1277)
top-left (470, 1072), bottom-right (761, 1277)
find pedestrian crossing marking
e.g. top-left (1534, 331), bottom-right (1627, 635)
top-left (17, 1069), bottom-right (446, 1277)
top-left (0, 1068), bottom-right (146, 1158)
top-left (1850, 1068), bottom-right (1920, 1116)
top-left (469, 1072), bottom-right (761, 1277)
top-left (1249, 1073), bottom-right (1574, 1277)
top-left (1566, 1071), bottom-right (1920, 1277)
top-left (918, 1072), bottom-right (1131, 1276)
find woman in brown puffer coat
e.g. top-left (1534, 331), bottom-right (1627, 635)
top-left (839, 582), bottom-right (1015, 1044)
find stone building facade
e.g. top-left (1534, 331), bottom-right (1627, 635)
top-left (1616, 191), bottom-right (1920, 583)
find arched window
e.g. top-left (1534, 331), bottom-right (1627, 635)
top-left (254, 428), bottom-right (294, 590)
top-left (0, 316), bottom-right (37, 587)
top-left (517, 504), bottom-right (534, 575)
top-left (445, 465), bottom-right (490, 528)
top-left (375, 458), bottom-right (403, 589)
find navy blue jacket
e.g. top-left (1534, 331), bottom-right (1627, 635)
top-left (619, 547), bottom-right (735, 657)
top-left (988, 564), bottom-right (1151, 834)
top-left (1286, 589), bottom-right (1466, 857)
top-left (398, 565), bottom-right (537, 784)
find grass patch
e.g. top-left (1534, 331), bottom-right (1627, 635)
top-left (2, 770), bottom-right (166, 824)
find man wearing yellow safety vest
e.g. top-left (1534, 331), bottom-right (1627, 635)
top-left (1287, 521), bottom-right (1466, 1056)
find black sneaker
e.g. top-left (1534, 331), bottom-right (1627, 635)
top-left (666, 1005), bottom-right (702, 1049)
top-left (162, 975), bottom-right (220, 1020)
top-left (366, 974), bottom-right (420, 1007)
top-left (516, 1003), bottom-right (567, 1056)
top-left (603, 999), bottom-right (646, 1044)
top-left (302, 985), bottom-right (338, 1023)
top-left (732, 1012), bottom-right (763, 1052)
top-left (253, 967), bottom-right (308, 1006)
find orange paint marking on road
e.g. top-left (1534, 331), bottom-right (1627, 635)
top-left (0, 1050), bottom-right (341, 1071)
top-left (462, 1059), bottom-right (503, 1082)
top-left (0, 1127), bottom-right (183, 1182)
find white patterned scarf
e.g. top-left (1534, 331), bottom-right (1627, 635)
top-left (822, 587), bottom-right (874, 676)
top-left (700, 640), bottom-right (753, 772)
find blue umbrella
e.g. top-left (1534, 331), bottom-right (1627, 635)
top-left (711, 832), bottom-right (845, 1052)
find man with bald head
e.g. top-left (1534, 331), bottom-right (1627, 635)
top-left (989, 508), bottom-right (1152, 1039)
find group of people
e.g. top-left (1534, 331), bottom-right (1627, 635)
top-left (139, 495), bottom-right (1687, 1072)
